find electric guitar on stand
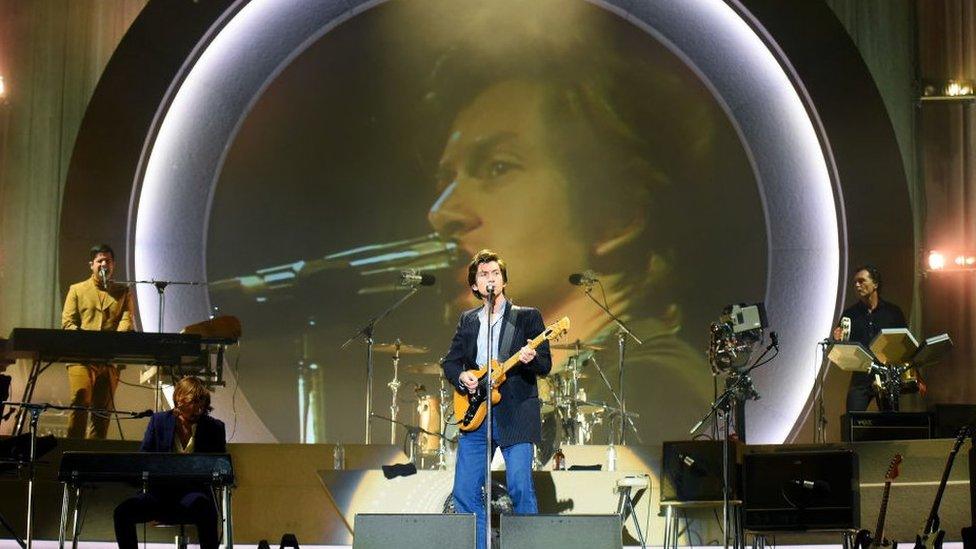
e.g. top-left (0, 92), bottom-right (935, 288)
top-left (454, 317), bottom-right (569, 432)
top-left (856, 453), bottom-right (903, 549)
top-left (913, 426), bottom-right (971, 549)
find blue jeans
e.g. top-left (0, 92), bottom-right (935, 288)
top-left (453, 413), bottom-right (538, 549)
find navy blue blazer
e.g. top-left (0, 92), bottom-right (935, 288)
top-left (440, 299), bottom-right (552, 446)
top-left (140, 411), bottom-right (227, 454)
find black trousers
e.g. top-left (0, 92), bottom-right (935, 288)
top-left (114, 491), bottom-right (219, 549)
top-left (846, 373), bottom-right (897, 412)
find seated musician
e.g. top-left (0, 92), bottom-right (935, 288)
top-left (113, 376), bottom-right (226, 549)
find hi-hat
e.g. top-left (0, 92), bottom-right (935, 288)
top-left (373, 342), bottom-right (429, 354)
top-left (402, 362), bottom-right (443, 375)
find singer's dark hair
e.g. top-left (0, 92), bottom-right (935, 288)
top-left (853, 264), bottom-right (882, 291)
top-left (89, 244), bottom-right (115, 261)
top-left (467, 249), bottom-right (508, 299)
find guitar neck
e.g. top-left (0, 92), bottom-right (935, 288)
top-left (925, 442), bottom-right (964, 534)
top-left (491, 329), bottom-right (549, 380)
top-left (874, 480), bottom-right (892, 543)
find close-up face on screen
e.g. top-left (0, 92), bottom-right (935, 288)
top-left (205, 0), bottom-right (767, 450)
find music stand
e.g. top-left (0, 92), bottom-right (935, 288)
top-left (912, 333), bottom-right (953, 368)
top-left (869, 328), bottom-right (918, 365)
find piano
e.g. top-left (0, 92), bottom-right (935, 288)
top-left (58, 451), bottom-right (234, 485)
top-left (57, 452), bottom-right (235, 549)
top-left (4, 328), bottom-right (207, 366)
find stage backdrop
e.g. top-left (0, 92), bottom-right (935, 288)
top-left (45, 0), bottom-right (913, 447)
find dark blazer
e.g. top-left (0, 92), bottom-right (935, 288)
top-left (140, 411), bottom-right (227, 453)
top-left (441, 299), bottom-right (552, 446)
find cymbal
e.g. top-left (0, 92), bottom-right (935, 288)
top-left (550, 341), bottom-right (604, 351)
top-left (401, 362), bottom-right (443, 375)
top-left (373, 342), bottom-right (429, 354)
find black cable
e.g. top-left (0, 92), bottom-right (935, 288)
top-left (228, 345), bottom-right (242, 441)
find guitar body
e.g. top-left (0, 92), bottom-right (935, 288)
top-left (453, 362), bottom-right (504, 432)
top-left (451, 317), bottom-right (570, 433)
top-left (914, 530), bottom-right (944, 549)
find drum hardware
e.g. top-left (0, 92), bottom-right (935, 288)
top-left (550, 341), bottom-right (605, 351)
top-left (568, 278), bottom-right (643, 445)
top-left (370, 412), bottom-right (449, 467)
top-left (340, 286), bottom-right (429, 444)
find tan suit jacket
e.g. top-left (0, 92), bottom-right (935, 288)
top-left (61, 276), bottom-right (135, 332)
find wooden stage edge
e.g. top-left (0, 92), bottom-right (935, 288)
top-left (0, 438), bottom-right (972, 546)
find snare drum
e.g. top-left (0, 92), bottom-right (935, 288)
top-left (416, 395), bottom-right (442, 455)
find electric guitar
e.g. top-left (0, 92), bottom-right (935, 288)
top-left (453, 316), bottom-right (569, 432)
top-left (913, 426), bottom-right (972, 549)
top-left (855, 453), bottom-right (903, 549)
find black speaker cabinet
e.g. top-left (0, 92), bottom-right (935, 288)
top-left (742, 449), bottom-right (859, 531)
top-left (353, 513), bottom-right (475, 549)
top-left (842, 412), bottom-right (932, 441)
top-left (661, 440), bottom-right (739, 502)
top-left (500, 514), bottom-right (622, 549)
top-left (933, 404), bottom-right (976, 438)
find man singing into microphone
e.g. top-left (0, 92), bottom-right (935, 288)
top-left (62, 244), bottom-right (135, 439)
top-left (441, 249), bottom-right (552, 549)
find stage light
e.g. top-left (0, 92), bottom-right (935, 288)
top-left (0, 75), bottom-right (6, 100)
top-left (925, 249), bottom-right (976, 272)
top-left (927, 251), bottom-right (945, 271)
top-left (921, 79), bottom-right (976, 102)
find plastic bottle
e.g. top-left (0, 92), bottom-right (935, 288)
top-left (607, 443), bottom-right (617, 472)
top-left (553, 447), bottom-right (566, 470)
top-left (333, 443), bottom-right (345, 469)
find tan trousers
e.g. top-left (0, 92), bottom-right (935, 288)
top-left (66, 364), bottom-right (120, 439)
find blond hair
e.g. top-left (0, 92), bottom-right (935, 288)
top-left (173, 376), bottom-right (212, 412)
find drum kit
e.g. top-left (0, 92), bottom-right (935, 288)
top-left (369, 338), bottom-right (627, 469)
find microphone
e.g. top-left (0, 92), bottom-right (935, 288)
top-left (486, 283), bottom-right (495, 296)
top-left (134, 409), bottom-right (154, 419)
top-left (98, 266), bottom-right (109, 287)
top-left (568, 270), bottom-right (598, 286)
top-left (399, 270), bottom-right (436, 287)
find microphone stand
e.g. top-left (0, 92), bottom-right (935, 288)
top-left (115, 278), bottom-right (204, 411)
top-left (484, 286), bottom-right (496, 549)
top-left (1, 401), bottom-right (147, 549)
top-left (340, 286), bottom-right (421, 444)
top-left (577, 283), bottom-right (642, 445)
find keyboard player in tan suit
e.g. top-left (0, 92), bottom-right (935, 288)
top-left (61, 243), bottom-right (135, 439)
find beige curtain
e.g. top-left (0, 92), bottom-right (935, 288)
top-left (918, 1), bottom-right (976, 406)
top-left (0, 0), bottom-right (146, 434)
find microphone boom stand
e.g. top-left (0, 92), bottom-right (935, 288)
top-left (484, 287), bottom-right (496, 549)
top-left (1, 401), bottom-right (147, 549)
top-left (341, 287), bottom-right (421, 444)
top-left (578, 284), bottom-right (642, 444)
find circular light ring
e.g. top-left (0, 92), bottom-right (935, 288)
top-left (133, 0), bottom-right (840, 443)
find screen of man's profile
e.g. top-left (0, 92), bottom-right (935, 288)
top-left (206, 0), bottom-right (766, 450)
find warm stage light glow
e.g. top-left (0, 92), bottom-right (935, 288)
top-left (927, 249), bottom-right (976, 272)
top-left (0, 75), bottom-right (6, 99)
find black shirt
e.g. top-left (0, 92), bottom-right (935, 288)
top-left (840, 298), bottom-right (907, 385)
top-left (840, 298), bottom-right (907, 349)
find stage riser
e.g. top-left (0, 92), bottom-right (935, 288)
top-left (0, 438), bottom-right (970, 545)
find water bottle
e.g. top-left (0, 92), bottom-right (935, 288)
top-left (606, 443), bottom-right (617, 472)
top-left (553, 448), bottom-right (566, 471)
top-left (333, 443), bottom-right (345, 469)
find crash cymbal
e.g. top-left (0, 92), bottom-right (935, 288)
top-left (401, 362), bottom-right (443, 375)
top-left (373, 342), bottom-right (429, 354)
top-left (550, 340), bottom-right (604, 351)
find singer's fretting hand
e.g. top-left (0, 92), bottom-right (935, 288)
top-left (459, 371), bottom-right (479, 393)
top-left (518, 340), bottom-right (536, 363)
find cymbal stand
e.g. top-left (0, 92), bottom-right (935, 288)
top-left (117, 279), bottom-right (203, 411)
top-left (584, 354), bottom-right (643, 443)
top-left (436, 377), bottom-right (452, 470)
top-left (577, 284), bottom-right (642, 444)
top-left (1, 401), bottom-right (146, 549)
top-left (341, 287), bottom-right (420, 444)
top-left (370, 412), bottom-right (446, 466)
top-left (387, 341), bottom-right (403, 444)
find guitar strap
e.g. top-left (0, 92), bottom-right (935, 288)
top-left (497, 303), bottom-right (518, 363)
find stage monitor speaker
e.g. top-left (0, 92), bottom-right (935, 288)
top-left (742, 448), bottom-right (859, 531)
top-left (500, 514), bottom-right (622, 549)
top-left (661, 440), bottom-right (738, 502)
top-left (842, 411), bottom-right (931, 441)
top-left (352, 513), bottom-right (475, 549)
